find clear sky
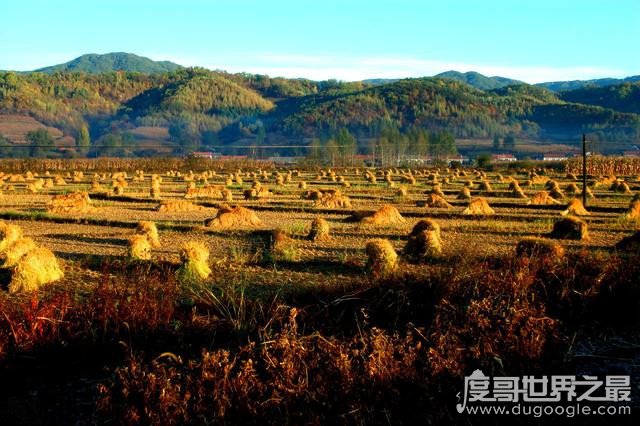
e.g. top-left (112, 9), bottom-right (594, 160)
top-left (2, 0), bottom-right (639, 83)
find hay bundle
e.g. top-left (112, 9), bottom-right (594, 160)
top-left (549, 187), bottom-right (565, 200)
top-left (622, 200), bottom-right (640, 220)
top-left (456, 187), bottom-right (472, 200)
top-left (44, 179), bottom-right (54, 189)
top-left (396, 186), bottom-right (408, 198)
top-left (150, 184), bottom-right (161, 200)
top-left (298, 181), bottom-right (307, 189)
top-left (176, 241), bottom-right (211, 283)
top-left (461, 198), bottom-right (495, 216)
top-left (360, 205), bottom-right (406, 227)
top-left (204, 205), bottom-right (263, 229)
top-left (91, 181), bottom-right (103, 192)
top-left (302, 189), bottom-right (323, 200)
top-left (157, 200), bottom-right (204, 212)
top-left (508, 181), bottom-right (528, 199)
top-left (48, 192), bottom-right (96, 214)
top-left (528, 191), bottom-right (561, 205)
top-left (565, 183), bottom-right (580, 195)
top-left (424, 193), bottom-right (452, 208)
top-left (567, 173), bottom-right (578, 180)
top-left (464, 180), bottom-right (474, 188)
top-left (1, 237), bottom-right (37, 267)
top-left (403, 219), bottom-right (442, 261)
top-left (365, 239), bottom-right (398, 278)
top-left (430, 184), bottom-right (445, 197)
top-left (531, 175), bottom-right (549, 185)
top-left (0, 222), bottom-right (23, 252)
top-left (8, 247), bottom-right (63, 293)
top-left (54, 176), bottom-right (66, 186)
top-left (307, 218), bottom-right (330, 241)
top-left (112, 184), bottom-right (125, 196)
top-left (127, 234), bottom-right (152, 260)
top-left (185, 185), bottom-right (223, 199)
top-left (221, 188), bottom-right (233, 202)
top-left (616, 181), bottom-right (632, 194)
top-left (137, 221), bottom-right (160, 248)
top-left (549, 217), bottom-right (589, 240)
top-left (314, 191), bottom-right (352, 208)
top-left (561, 199), bottom-right (590, 216)
top-left (478, 180), bottom-right (493, 193)
top-left (516, 237), bottom-right (565, 260)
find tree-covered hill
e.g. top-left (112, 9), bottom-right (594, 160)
top-left (35, 53), bottom-right (183, 74)
top-left (559, 82), bottom-right (640, 115)
top-left (435, 71), bottom-right (523, 90)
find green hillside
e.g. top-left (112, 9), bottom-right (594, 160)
top-left (35, 53), bottom-right (182, 74)
top-left (435, 71), bottom-right (524, 90)
top-left (560, 82), bottom-right (640, 114)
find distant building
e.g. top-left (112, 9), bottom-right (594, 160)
top-left (191, 151), bottom-right (216, 159)
top-left (623, 150), bottom-right (640, 158)
top-left (540, 152), bottom-right (571, 161)
top-left (492, 153), bottom-right (517, 162)
top-left (446, 155), bottom-right (470, 165)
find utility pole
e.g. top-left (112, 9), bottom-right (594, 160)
top-left (582, 133), bottom-right (587, 207)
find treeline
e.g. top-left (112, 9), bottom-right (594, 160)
top-left (1, 68), bottom-right (640, 158)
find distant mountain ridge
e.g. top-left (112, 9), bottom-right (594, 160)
top-left (35, 52), bottom-right (182, 74)
top-left (434, 70), bottom-right (524, 90)
top-left (536, 76), bottom-right (640, 92)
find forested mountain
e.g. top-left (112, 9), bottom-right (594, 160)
top-left (35, 53), bottom-right (182, 74)
top-left (536, 75), bottom-right (640, 92)
top-left (435, 71), bottom-right (523, 90)
top-left (1, 59), bottom-right (639, 158)
top-left (559, 82), bottom-right (640, 114)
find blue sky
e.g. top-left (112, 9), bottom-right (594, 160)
top-left (2, 0), bottom-right (639, 82)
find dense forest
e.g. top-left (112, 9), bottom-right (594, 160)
top-left (1, 62), bottom-right (639, 159)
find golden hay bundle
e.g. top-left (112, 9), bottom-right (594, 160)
top-left (204, 205), bottom-right (263, 229)
top-left (365, 239), bottom-right (398, 278)
top-left (430, 184), bottom-right (445, 197)
top-left (461, 198), bottom-right (495, 216)
top-left (48, 192), bottom-right (96, 214)
top-left (424, 193), bottom-right (452, 208)
top-left (112, 185), bottom-right (125, 196)
top-left (549, 188), bottom-right (565, 200)
top-left (567, 173), bottom-right (578, 180)
top-left (584, 186), bottom-right (595, 199)
top-left (92, 181), bottom-right (103, 192)
top-left (561, 199), bottom-right (590, 216)
top-left (1, 237), bottom-right (37, 267)
top-left (176, 241), bottom-right (211, 283)
top-left (478, 180), bottom-right (493, 193)
top-left (221, 188), bottom-right (233, 202)
top-left (298, 181), bottom-right (307, 189)
top-left (137, 221), bottom-right (161, 248)
top-left (516, 237), bottom-right (565, 260)
top-left (403, 219), bottom-right (442, 261)
top-left (456, 187), bottom-right (472, 200)
top-left (185, 185), bottom-right (223, 199)
top-left (44, 179), bottom-right (54, 189)
top-left (549, 217), bottom-right (589, 240)
top-left (307, 218), bottom-right (330, 241)
top-left (314, 191), bottom-right (352, 208)
top-left (0, 222), bottom-right (23, 252)
top-left (622, 200), bottom-right (640, 220)
top-left (156, 200), bottom-right (204, 212)
top-left (396, 186), bottom-right (408, 197)
top-left (150, 185), bottom-right (161, 199)
top-left (8, 247), bottom-right (64, 293)
top-left (127, 234), bottom-right (152, 260)
top-left (463, 180), bottom-right (474, 188)
top-left (531, 175), bottom-right (549, 185)
top-left (360, 204), bottom-right (406, 227)
top-left (527, 191), bottom-right (562, 206)
top-left (565, 183), bottom-right (580, 195)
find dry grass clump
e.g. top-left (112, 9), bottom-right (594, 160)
top-left (302, 189), bottom-right (323, 200)
top-left (314, 190), bottom-right (352, 208)
top-left (528, 191), bottom-right (561, 205)
top-left (243, 186), bottom-right (272, 200)
top-left (478, 180), bottom-right (493, 193)
top-left (157, 200), bottom-right (204, 212)
top-left (127, 234), bottom-right (152, 260)
top-left (561, 199), bottom-right (590, 216)
top-left (456, 187), bottom-right (472, 200)
top-left (549, 187), bottom-right (565, 200)
top-left (360, 205), bottom-right (406, 227)
top-left (48, 192), bottom-right (96, 214)
top-left (298, 181), bottom-right (307, 189)
top-left (549, 217), bottom-right (589, 240)
top-left (516, 237), bottom-right (565, 260)
top-left (137, 221), bottom-right (161, 248)
top-left (395, 186), bottom-right (408, 197)
top-left (623, 199), bottom-right (640, 220)
top-left (424, 193), bottom-right (452, 208)
top-left (2, 237), bottom-right (37, 267)
top-left (185, 185), bottom-right (223, 199)
top-left (307, 218), bottom-right (330, 241)
top-left (365, 239), bottom-right (398, 278)
top-left (8, 247), bottom-right (64, 293)
top-left (565, 183), bottom-right (580, 195)
top-left (205, 205), bottom-right (263, 229)
top-left (461, 197), bottom-right (495, 215)
top-left (0, 221), bottom-right (23, 252)
top-left (508, 181), bottom-right (528, 199)
top-left (54, 176), bottom-right (66, 185)
top-left (403, 219), bottom-right (442, 261)
top-left (176, 241), bottom-right (211, 284)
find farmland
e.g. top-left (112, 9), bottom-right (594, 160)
top-left (0, 158), bottom-right (639, 424)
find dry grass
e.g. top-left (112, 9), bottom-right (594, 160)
top-left (48, 192), bottom-right (97, 214)
top-left (2, 237), bottom-right (37, 267)
top-left (176, 241), bottom-right (211, 283)
top-left (360, 205), bottom-right (406, 227)
top-left (516, 237), bottom-right (565, 260)
top-left (561, 199), bottom-right (590, 216)
top-left (549, 217), bottom-right (589, 240)
top-left (461, 198), bottom-right (495, 216)
top-left (307, 218), bottom-right (330, 241)
top-left (365, 239), bottom-right (398, 278)
top-left (8, 246), bottom-right (64, 293)
top-left (528, 191), bottom-right (562, 206)
top-left (137, 221), bottom-right (161, 248)
top-left (128, 234), bottom-right (152, 260)
top-left (0, 221), bottom-right (23, 252)
top-left (157, 200), bottom-right (204, 212)
top-left (205, 205), bottom-right (263, 229)
top-left (403, 219), bottom-right (442, 261)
